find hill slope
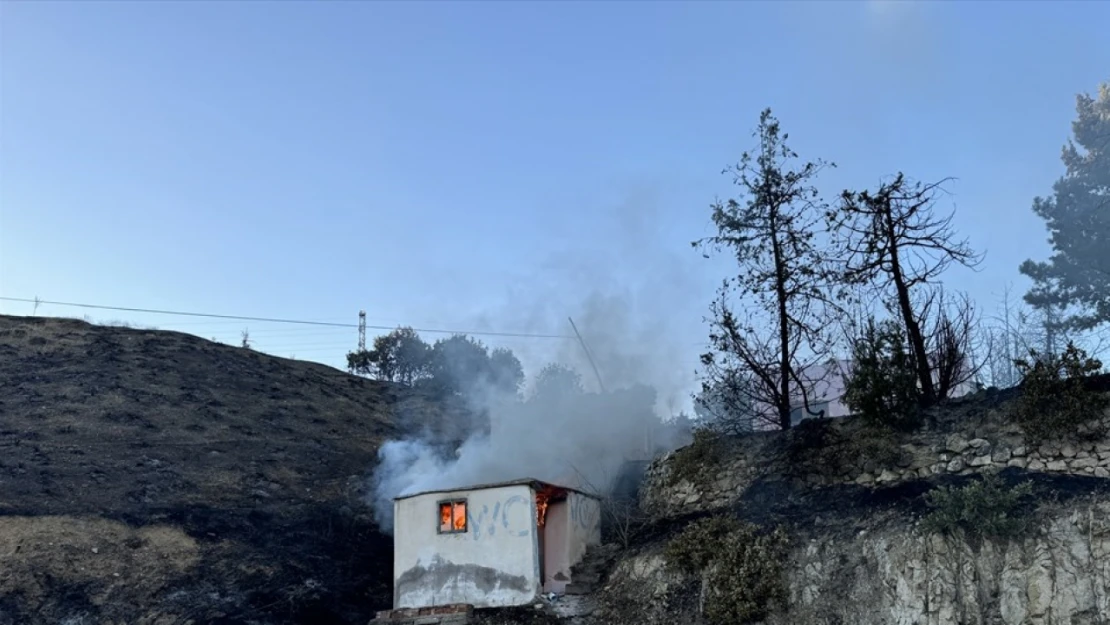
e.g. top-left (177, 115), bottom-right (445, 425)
top-left (0, 315), bottom-right (459, 624)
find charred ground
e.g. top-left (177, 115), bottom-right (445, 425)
top-left (0, 315), bottom-right (469, 625)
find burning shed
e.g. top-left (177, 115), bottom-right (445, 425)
top-left (391, 478), bottom-right (602, 610)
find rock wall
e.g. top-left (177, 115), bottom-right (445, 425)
top-left (597, 497), bottom-right (1110, 625)
top-left (640, 394), bottom-right (1110, 518)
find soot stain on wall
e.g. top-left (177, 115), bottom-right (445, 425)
top-left (394, 556), bottom-right (532, 607)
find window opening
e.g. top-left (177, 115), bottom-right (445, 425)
top-left (438, 499), bottom-right (467, 533)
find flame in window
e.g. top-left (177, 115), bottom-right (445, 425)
top-left (439, 501), bottom-right (467, 533)
top-left (453, 502), bottom-right (466, 530)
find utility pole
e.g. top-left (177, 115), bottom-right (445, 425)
top-left (568, 317), bottom-right (605, 393)
top-left (358, 310), bottom-right (367, 352)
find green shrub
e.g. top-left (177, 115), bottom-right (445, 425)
top-left (844, 318), bottom-right (922, 431)
top-left (664, 515), bottom-right (742, 573)
top-left (665, 517), bottom-right (789, 625)
top-left (666, 427), bottom-right (722, 487)
top-left (1013, 342), bottom-right (1107, 442)
top-left (921, 474), bottom-right (1034, 540)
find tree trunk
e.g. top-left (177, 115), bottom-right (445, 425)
top-left (885, 213), bottom-right (936, 405)
top-left (770, 214), bottom-right (793, 430)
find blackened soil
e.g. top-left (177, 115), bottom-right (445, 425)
top-left (634, 468), bottom-right (1110, 548)
top-left (0, 315), bottom-right (470, 625)
top-left (474, 606), bottom-right (566, 625)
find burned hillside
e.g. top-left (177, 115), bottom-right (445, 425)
top-left (0, 314), bottom-right (470, 624)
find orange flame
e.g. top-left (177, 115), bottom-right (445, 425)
top-left (453, 502), bottom-right (466, 530)
top-left (440, 502), bottom-right (467, 532)
top-left (439, 503), bottom-right (452, 531)
top-left (536, 494), bottom-right (550, 528)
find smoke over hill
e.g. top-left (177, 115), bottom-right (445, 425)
top-left (367, 189), bottom-right (705, 533)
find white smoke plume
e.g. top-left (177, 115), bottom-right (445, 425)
top-left (368, 185), bottom-right (709, 533)
top-left (369, 376), bottom-right (687, 533)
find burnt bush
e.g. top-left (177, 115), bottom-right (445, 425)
top-left (782, 418), bottom-right (902, 478)
top-left (785, 417), bottom-right (839, 456)
top-left (665, 427), bottom-right (723, 488)
top-left (664, 515), bottom-right (789, 625)
top-left (663, 515), bottom-right (739, 573)
top-left (1013, 342), bottom-right (1107, 442)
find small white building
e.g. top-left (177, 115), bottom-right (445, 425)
top-left (391, 478), bottom-right (602, 610)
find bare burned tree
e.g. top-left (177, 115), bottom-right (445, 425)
top-left (922, 289), bottom-right (983, 399)
top-left (832, 174), bottom-right (984, 407)
top-left (694, 367), bottom-right (761, 434)
top-left (973, 284), bottom-right (1059, 389)
top-left (695, 109), bottom-right (842, 431)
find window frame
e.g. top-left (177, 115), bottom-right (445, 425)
top-left (436, 498), bottom-right (468, 535)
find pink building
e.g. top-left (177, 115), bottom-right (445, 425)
top-left (784, 359), bottom-right (978, 426)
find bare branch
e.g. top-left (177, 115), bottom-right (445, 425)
top-left (831, 173), bottom-right (984, 407)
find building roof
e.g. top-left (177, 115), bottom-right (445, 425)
top-left (393, 477), bottom-right (601, 502)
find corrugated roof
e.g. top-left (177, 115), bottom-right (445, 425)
top-left (393, 477), bottom-right (601, 502)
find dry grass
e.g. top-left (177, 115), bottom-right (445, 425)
top-left (0, 515), bottom-right (200, 606)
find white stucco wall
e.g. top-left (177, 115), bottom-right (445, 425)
top-left (566, 492), bottom-right (601, 573)
top-left (392, 484), bottom-right (541, 609)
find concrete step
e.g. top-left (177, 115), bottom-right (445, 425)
top-left (562, 543), bottom-right (623, 597)
top-left (571, 572), bottom-right (601, 585)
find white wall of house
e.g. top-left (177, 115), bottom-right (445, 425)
top-left (540, 491), bottom-right (601, 594)
top-left (567, 491), bottom-right (601, 574)
top-left (392, 483), bottom-right (540, 609)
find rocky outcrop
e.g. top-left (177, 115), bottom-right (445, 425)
top-left (640, 392), bottom-right (1110, 518)
top-left (598, 389), bottom-right (1110, 625)
top-left (597, 495), bottom-right (1110, 625)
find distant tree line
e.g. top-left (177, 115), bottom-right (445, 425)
top-left (346, 330), bottom-right (523, 397)
top-left (696, 79), bottom-right (1109, 433)
top-left (347, 333), bottom-right (692, 458)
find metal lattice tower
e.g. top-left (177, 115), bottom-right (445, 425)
top-left (358, 310), bottom-right (367, 351)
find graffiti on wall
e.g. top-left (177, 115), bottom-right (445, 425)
top-left (569, 494), bottom-right (600, 532)
top-left (465, 494), bottom-right (532, 541)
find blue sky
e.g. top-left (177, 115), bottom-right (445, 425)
top-left (1, 1), bottom-right (1107, 407)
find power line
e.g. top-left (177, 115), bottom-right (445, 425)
top-left (265, 346), bottom-right (354, 354)
top-left (205, 327), bottom-right (356, 337)
top-left (0, 433), bottom-right (387, 450)
top-left (0, 296), bottom-right (575, 340)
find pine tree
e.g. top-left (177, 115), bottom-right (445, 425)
top-left (1021, 81), bottom-right (1110, 330)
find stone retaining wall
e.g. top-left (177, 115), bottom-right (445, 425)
top-left (640, 395), bottom-right (1110, 518)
